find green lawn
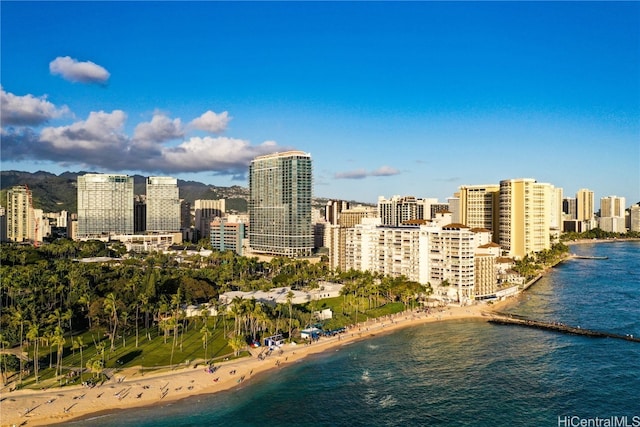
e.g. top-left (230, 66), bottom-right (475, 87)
top-left (12, 296), bottom-right (407, 390)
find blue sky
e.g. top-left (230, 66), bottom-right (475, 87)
top-left (1, 1), bottom-right (638, 206)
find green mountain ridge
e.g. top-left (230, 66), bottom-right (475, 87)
top-left (0, 171), bottom-right (363, 214)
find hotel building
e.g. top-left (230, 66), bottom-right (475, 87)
top-left (248, 151), bottom-right (313, 257)
top-left (6, 185), bottom-right (35, 243)
top-left (146, 176), bottom-right (180, 232)
top-left (77, 174), bottom-right (134, 238)
top-left (599, 196), bottom-right (626, 233)
top-left (498, 178), bottom-right (551, 259)
top-left (458, 184), bottom-right (500, 236)
top-left (377, 195), bottom-right (438, 226)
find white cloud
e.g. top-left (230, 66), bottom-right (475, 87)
top-left (335, 166), bottom-right (401, 179)
top-left (0, 87), bottom-right (70, 126)
top-left (189, 110), bottom-right (230, 133)
top-left (160, 137), bottom-right (279, 173)
top-left (133, 113), bottom-right (184, 146)
top-left (40, 110), bottom-right (127, 151)
top-left (335, 169), bottom-right (369, 179)
top-left (371, 166), bottom-right (400, 176)
top-left (4, 106), bottom-right (289, 177)
top-left (49, 56), bottom-right (110, 84)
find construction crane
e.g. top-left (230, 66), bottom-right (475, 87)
top-left (24, 184), bottom-right (39, 247)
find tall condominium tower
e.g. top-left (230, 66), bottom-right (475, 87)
top-left (599, 196), bottom-right (626, 233)
top-left (377, 195), bottom-right (437, 226)
top-left (499, 178), bottom-right (551, 259)
top-left (576, 188), bottom-right (594, 222)
top-left (6, 185), bottom-right (34, 243)
top-left (458, 184), bottom-right (500, 235)
top-left (146, 176), bottom-right (180, 232)
top-left (77, 174), bottom-right (134, 237)
top-left (249, 151), bottom-right (313, 257)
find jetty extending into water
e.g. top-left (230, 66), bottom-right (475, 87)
top-left (572, 255), bottom-right (609, 260)
top-left (486, 313), bottom-right (640, 343)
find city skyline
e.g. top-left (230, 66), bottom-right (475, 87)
top-left (1, 2), bottom-right (638, 205)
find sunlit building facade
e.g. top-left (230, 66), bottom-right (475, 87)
top-left (77, 174), bottom-right (134, 237)
top-left (249, 151), bottom-right (313, 257)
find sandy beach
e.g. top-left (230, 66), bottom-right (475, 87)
top-left (0, 302), bottom-right (514, 427)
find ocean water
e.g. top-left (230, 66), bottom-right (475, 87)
top-left (69, 241), bottom-right (640, 426)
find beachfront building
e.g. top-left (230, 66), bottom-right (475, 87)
top-left (474, 253), bottom-right (497, 299)
top-left (248, 151), bottom-right (313, 257)
top-left (6, 185), bottom-right (35, 243)
top-left (458, 184), bottom-right (500, 237)
top-left (599, 196), bottom-right (626, 233)
top-left (77, 174), bottom-right (134, 238)
top-left (549, 186), bottom-right (563, 242)
top-left (630, 204), bottom-right (640, 233)
top-left (323, 205), bottom-right (378, 271)
top-left (343, 214), bottom-right (479, 303)
top-left (498, 178), bottom-right (552, 259)
top-left (146, 176), bottom-right (180, 232)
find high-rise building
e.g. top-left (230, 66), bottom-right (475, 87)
top-left (630, 203), bottom-right (640, 232)
top-left (599, 196), bottom-right (626, 233)
top-left (325, 200), bottom-right (350, 226)
top-left (0, 207), bottom-right (6, 242)
top-left (458, 184), bottom-right (500, 236)
top-left (194, 199), bottom-right (225, 240)
top-left (249, 151), bottom-right (313, 257)
top-left (77, 174), bottom-right (134, 238)
top-left (576, 188), bottom-right (595, 225)
top-left (562, 197), bottom-right (577, 219)
top-left (377, 195), bottom-right (438, 226)
top-left (7, 185), bottom-right (35, 243)
top-left (134, 195), bottom-right (146, 233)
top-left (498, 178), bottom-right (551, 259)
top-left (210, 218), bottom-right (245, 255)
top-left (146, 176), bottom-right (180, 232)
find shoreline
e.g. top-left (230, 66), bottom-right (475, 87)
top-left (1, 302), bottom-right (505, 427)
top-left (565, 237), bottom-right (640, 246)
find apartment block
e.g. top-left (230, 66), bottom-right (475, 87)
top-left (458, 184), bottom-right (500, 234)
top-left (599, 196), bottom-right (626, 233)
top-left (7, 185), bottom-right (35, 243)
top-left (498, 178), bottom-right (551, 259)
top-left (77, 174), bottom-right (134, 238)
top-left (249, 151), bottom-right (313, 257)
top-left (146, 176), bottom-right (180, 232)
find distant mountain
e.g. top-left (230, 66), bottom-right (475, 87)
top-left (0, 171), bottom-right (357, 214)
top-left (0, 170), bottom-right (250, 213)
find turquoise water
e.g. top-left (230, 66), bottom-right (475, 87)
top-left (69, 241), bottom-right (640, 426)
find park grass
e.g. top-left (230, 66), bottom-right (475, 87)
top-left (12, 296), bottom-right (408, 390)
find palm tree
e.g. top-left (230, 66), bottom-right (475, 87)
top-left (200, 323), bottom-right (213, 363)
top-left (26, 320), bottom-right (41, 384)
top-left (0, 332), bottom-right (9, 386)
top-left (52, 326), bottom-right (66, 377)
top-left (9, 307), bottom-right (26, 385)
top-left (72, 336), bottom-right (86, 384)
top-left (228, 334), bottom-right (245, 357)
top-left (286, 290), bottom-right (294, 341)
top-left (104, 293), bottom-right (119, 352)
top-left (169, 289), bottom-right (182, 369)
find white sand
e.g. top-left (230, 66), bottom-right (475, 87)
top-left (0, 302), bottom-right (503, 427)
